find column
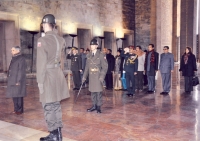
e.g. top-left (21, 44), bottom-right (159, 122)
top-left (180, 0), bottom-right (195, 56)
top-left (156, 0), bottom-right (173, 54)
top-left (172, 0), bottom-right (181, 62)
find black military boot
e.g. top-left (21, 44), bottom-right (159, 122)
top-left (57, 127), bottom-right (62, 141)
top-left (40, 129), bottom-right (58, 141)
top-left (87, 105), bottom-right (96, 112)
top-left (96, 106), bottom-right (101, 113)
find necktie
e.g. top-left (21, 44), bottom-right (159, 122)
top-left (92, 53), bottom-right (94, 57)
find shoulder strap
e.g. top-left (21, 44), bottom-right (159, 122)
top-left (46, 34), bottom-right (60, 65)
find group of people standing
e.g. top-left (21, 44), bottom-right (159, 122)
top-left (4, 13), bottom-right (198, 141)
top-left (110, 44), bottom-right (197, 96)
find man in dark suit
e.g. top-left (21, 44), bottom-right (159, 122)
top-left (67, 47), bottom-right (82, 90)
top-left (159, 46), bottom-right (174, 95)
top-left (105, 49), bottom-right (115, 90)
top-left (6, 46), bottom-right (26, 115)
top-left (144, 44), bottom-right (159, 94)
top-left (121, 46), bottom-right (138, 96)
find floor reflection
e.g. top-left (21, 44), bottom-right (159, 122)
top-left (0, 65), bottom-right (200, 140)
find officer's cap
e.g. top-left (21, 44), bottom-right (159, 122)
top-left (129, 46), bottom-right (134, 49)
top-left (71, 47), bottom-right (78, 50)
top-left (90, 38), bottom-right (99, 45)
top-left (41, 14), bottom-right (56, 24)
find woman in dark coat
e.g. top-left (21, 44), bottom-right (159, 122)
top-left (179, 47), bottom-right (197, 94)
top-left (6, 46), bottom-right (26, 115)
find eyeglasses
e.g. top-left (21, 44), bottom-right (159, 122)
top-left (163, 49), bottom-right (167, 50)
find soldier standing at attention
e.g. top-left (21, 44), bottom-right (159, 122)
top-left (37, 14), bottom-right (70, 141)
top-left (82, 38), bottom-right (108, 113)
top-left (67, 47), bottom-right (82, 90)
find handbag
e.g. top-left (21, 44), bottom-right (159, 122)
top-left (192, 76), bottom-right (199, 86)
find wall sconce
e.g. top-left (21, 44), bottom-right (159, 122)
top-left (120, 38), bottom-right (126, 49)
top-left (28, 31), bottom-right (39, 73)
top-left (69, 34), bottom-right (77, 47)
top-left (116, 38), bottom-right (126, 49)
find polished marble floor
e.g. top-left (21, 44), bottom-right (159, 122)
top-left (0, 65), bottom-right (200, 141)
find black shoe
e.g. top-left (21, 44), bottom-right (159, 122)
top-left (40, 129), bottom-right (58, 141)
top-left (161, 92), bottom-right (169, 95)
top-left (128, 94), bottom-right (134, 97)
top-left (96, 106), bottom-right (101, 113)
top-left (87, 105), bottom-right (96, 112)
top-left (73, 88), bottom-right (77, 90)
top-left (164, 92), bottom-right (169, 95)
top-left (57, 127), bottom-right (62, 141)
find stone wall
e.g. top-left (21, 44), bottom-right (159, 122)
top-left (0, 0), bottom-right (125, 35)
top-left (0, 0), bottom-right (136, 72)
top-left (122, 0), bottom-right (135, 30)
top-left (135, 0), bottom-right (151, 49)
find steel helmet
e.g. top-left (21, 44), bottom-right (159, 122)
top-left (41, 14), bottom-right (56, 24)
top-left (90, 38), bottom-right (99, 45)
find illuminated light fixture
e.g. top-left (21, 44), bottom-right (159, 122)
top-left (116, 38), bottom-right (126, 49)
top-left (28, 31), bottom-right (39, 73)
top-left (69, 34), bottom-right (77, 47)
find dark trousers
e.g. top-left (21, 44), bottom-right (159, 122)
top-left (126, 72), bottom-right (135, 94)
top-left (42, 101), bottom-right (62, 132)
top-left (161, 73), bottom-right (171, 92)
top-left (147, 71), bottom-right (156, 91)
top-left (105, 73), bottom-right (113, 89)
top-left (184, 76), bottom-right (193, 92)
top-left (72, 71), bottom-right (81, 88)
top-left (91, 92), bottom-right (102, 106)
top-left (12, 97), bottom-right (23, 112)
top-left (143, 73), bottom-right (148, 85)
top-left (135, 71), bottom-right (144, 90)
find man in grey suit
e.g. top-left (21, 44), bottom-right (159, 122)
top-left (159, 46), bottom-right (174, 95)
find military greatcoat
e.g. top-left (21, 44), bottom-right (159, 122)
top-left (83, 50), bottom-right (108, 92)
top-left (36, 31), bottom-right (70, 103)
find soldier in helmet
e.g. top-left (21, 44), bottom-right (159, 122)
top-left (37, 14), bottom-right (70, 141)
top-left (82, 38), bottom-right (108, 113)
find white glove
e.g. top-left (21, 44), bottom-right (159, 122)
top-left (38, 83), bottom-right (44, 94)
top-left (123, 71), bottom-right (126, 73)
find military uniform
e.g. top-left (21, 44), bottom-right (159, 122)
top-left (82, 38), bottom-right (108, 113)
top-left (37, 14), bottom-right (69, 141)
top-left (121, 50), bottom-right (138, 96)
top-left (67, 48), bottom-right (82, 90)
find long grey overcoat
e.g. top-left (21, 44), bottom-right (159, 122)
top-left (6, 54), bottom-right (27, 98)
top-left (37, 31), bottom-right (70, 103)
top-left (83, 51), bottom-right (108, 92)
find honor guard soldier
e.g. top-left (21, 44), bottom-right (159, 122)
top-left (121, 46), bottom-right (138, 96)
top-left (67, 47), bottom-right (82, 90)
top-left (36, 14), bottom-right (70, 141)
top-left (82, 38), bottom-right (108, 113)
